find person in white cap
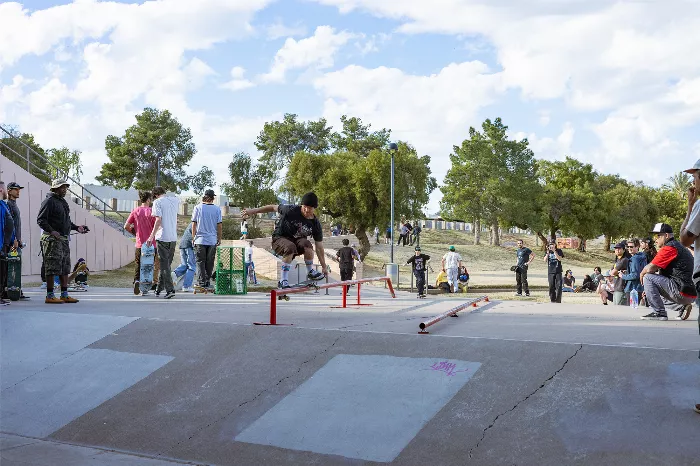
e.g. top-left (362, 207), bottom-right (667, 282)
top-left (677, 158), bottom-right (700, 415)
top-left (639, 223), bottom-right (696, 320)
top-left (441, 245), bottom-right (462, 293)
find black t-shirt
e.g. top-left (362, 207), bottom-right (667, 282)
top-left (407, 254), bottom-right (431, 272)
top-left (516, 247), bottom-right (532, 267)
top-left (273, 205), bottom-right (323, 242)
top-left (336, 246), bottom-right (355, 266)
top-left (547, 248), bottom-right (564, 274)
top-left (613, 257), bottom-right (629, 292)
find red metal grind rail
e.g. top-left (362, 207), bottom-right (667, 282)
top-left (255, 276), bottom-right (396, 326)
top-left (418, 296), bottom-right (489, 334)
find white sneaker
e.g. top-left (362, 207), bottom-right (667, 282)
top-left (40, 282), bottom-right (47, 289)
top-left (182, 287), bottom-right (195, 293)
top-left (171, 272), bottom-right (178, 285)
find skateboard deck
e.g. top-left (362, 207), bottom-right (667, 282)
top-left (194, 285), bottom-right (215, 294)
top-left (139, 244), bottom-right (155, 295)
top-left (6, 250), bottom-right (21, 301)
top-left (277, 278), bottom-right (322, 301)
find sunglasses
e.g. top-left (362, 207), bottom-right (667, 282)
top-left (626, 245), bottom-right (635, 249)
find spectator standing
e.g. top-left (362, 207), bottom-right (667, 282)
top-left (622, 238), bottom-right (647, 301)
top-left (441, 245), bottom-right (462, 293)
top-left (336, 239), bottom-right (356, 282)
top-left (172, 222), bottom-right (196, 292)
top-left (640, 237), bottom-right (657, 264)
top-left (544, 240), bottom-right (564, 303)
top-left (125, 191), bottom-right (159, 295)
top-left (406, 246), bottom-right (430, 297)
top-left (676, 158), bottom-right (700, 414)
top-left (147, 186), bottom-right (180, 299)
top-left (640, 223), bottom-right (696, 320)
top-left (385, 226), bottom-right (391, 244)
top-left (36, 179), bottom-right (89, 304)
top-left (192, 189), bottom-right (223, 291)
top-left (514, 239), bottom-right (534, 297)
top-left (5, 182), bottom-right (28, 300)
top-left (397, 223), bottom-right (408, 246)
top-left (611, 242), bottom-right (630, 306)
top-left (374, 226), bottom-right (380, 244)
top-left (240, 219), bottom-right (248, 240)
top-left (0, 182), bottom-right (15, 306)
top-left (244, 240), bottom-right (257, 285)
top-left (410, 225), bottom-right (422, 247)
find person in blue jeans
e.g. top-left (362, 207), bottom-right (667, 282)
top-left (173, 222), bottom-right (196, 292)
top-left (621, 238), bottom-right (647, 302)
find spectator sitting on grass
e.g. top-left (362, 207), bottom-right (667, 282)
top-left (562, 270), bottom-right (576, 292)
top-left (575, 267), bottom-right (603, 293)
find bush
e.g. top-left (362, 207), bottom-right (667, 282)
top-left (221, 218), bottom-right (266, 240)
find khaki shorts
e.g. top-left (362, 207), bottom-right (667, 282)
top-left (272, 236), bottom-right (313, 257)
top-left (41, 235), bottom-right (71, 276)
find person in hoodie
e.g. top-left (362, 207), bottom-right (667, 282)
top-left (36, 179), bottom-right (89, 304)
top-left (621, 238), bottom-right (647, 302)
top-left (0, 181), bottom-right (16, 306)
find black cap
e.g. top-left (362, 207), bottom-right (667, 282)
top-left (301, 192), bottom-right (318, 208)
top-left (613, 241), bottom-right (626, 249)
top-left (650, 223), bottom-right (673, 234)
top-left (204, 189), bottom-right (215, 198)
top-left (415, 246), bottom-right (421, 251)
top-left (6, 182), bottom-right (23, 190)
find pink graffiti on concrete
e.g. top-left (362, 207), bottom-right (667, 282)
top-left (426, 361), bottom-right (471, 377)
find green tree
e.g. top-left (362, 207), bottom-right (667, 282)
top-left (188, 166), bottom-right (215, 196)
top-left (330, 115), bottom-right (391, 157)
top-left (220, 152), bottom-right (278, 228)
top-left (655, 184), bottom-right (688, 235)
top-left (286, 142), bottom-right (436, 258)
top-left (254, 113), bottom-right (333, 174)
top-left (0, 127), bottom-right (51, 183)
top-left (440, 118), bottom-right (540, 246)
top-left (97, 108), bottom-right (196, 192)
top-left (46, 146), bottom-right (83, 181)
top-left (662, 172), bottom-right (692, 200)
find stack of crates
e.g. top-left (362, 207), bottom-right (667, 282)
top-left (215, 247), bottom-right (247, 295)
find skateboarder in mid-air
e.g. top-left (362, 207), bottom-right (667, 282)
top-left (242, 192), bottom-right (328, 288)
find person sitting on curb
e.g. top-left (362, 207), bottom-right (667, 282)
top-left (639, 223), bottom-right (696, 320)
top-left (242, 192), bottom-right (328, 288)
top-left (597, 270), bottom-right (615, 305)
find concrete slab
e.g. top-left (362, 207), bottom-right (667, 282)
top-left (1, 286), bottom-right (698, 465)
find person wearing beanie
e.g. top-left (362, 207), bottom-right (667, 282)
top-left (242, 192), bottom-right (328, 288)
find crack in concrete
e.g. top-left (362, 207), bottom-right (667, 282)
top-left (157, 335), bottom-right (342, 458)
top-left (467, 344), bottom-right (583, 460)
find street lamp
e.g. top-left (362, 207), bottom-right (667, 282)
top-left (387, 142), bottom-right (398, 287)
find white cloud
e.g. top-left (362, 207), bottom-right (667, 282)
top-left (513, 123), bottom-right (575, 163)
top-left (221, 66), bottom-right (254, 91)
top-left (264, 20), bottom-right (308, 40)
top-left (261, 26), bottom-right (356, 83)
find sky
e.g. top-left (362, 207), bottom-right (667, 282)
top-left (1, 0), bottom-right (698, 214)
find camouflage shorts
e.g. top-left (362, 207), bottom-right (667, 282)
top-left (41, 235), bottom-right (71, 276)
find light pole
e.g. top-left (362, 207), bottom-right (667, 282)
top-left (389, 143), bottom-right (397, 263)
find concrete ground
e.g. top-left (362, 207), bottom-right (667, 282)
top-left (1, 285), bottom-right (699, 466)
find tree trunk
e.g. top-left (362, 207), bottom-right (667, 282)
top-left (577, 237), bottom-right (586, 252)
top-left (355, 226), bottom-right (371, 261)
top-left (549, 227), bottom-right (557, 243)
top-left (491, 220), bottom-right (500, 246)
top-left (604, 235), bottom-right (611, 252)
top-left (536, 231), bottom-right (549, 251)
top-left (474, 218), bottom-right (481, 245)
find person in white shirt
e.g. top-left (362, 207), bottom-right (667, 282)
top-left (147, 186), bottom-right (180, 299)
top-left (192, 189), bottom-right (223, 289)
top-left (441, 245), bottom-right (463, 293)
top-left (245, 240), bottom-right (257, 284)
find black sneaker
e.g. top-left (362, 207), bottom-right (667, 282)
top-left (676, 304), bottom-right (692, 320)
top-left (164, 291), bottom-right (175, 299)
top-left (514, 292), bottom-right (522, 297)
top-left (133, 281), bottom-right (140, 296)
top-left (525, 293), bottom-right (530, 297)
top-left (307, 270), bottom-right (325, 281)
top-left (641, 312), bottom-right (668, 321)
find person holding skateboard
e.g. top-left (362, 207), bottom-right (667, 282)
top-left (242, 192), bottom-right (328, 288)
top-left (36, 179), bottom-right (89, 304)
top-left (125, 191), bottom-right (159, 295)
top-left (407, 246), bottom-right (430, 298)
top-left (4, 182), bottom-right (28, 300)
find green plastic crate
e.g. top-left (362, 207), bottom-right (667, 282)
top-left (216, 247), bottom-right (247, 295)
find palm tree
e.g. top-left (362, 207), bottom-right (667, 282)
top-left (662, 172), bottom-right (691, 199)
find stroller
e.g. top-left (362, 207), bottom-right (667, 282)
top-left (457, 265), bottom-right (470, 293)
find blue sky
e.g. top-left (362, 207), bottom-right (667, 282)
top-left (1, 0), bottom-right (698, 213)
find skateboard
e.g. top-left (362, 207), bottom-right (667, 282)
top-left (6, 249), bottom-right (21, 301)
top-left (194, 285), bottom-right (215, 294)
top-left (417, 294), bottom-right (427, 299)
top-left (276, 278), bottom-right (322, 301)
top-left (139, 244), bottom-right (155, 295)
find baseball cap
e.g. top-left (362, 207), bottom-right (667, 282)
top-left (51, 179), bottom-right (70, 189)
top-left (6, 182), bottom-right (23, 190)
top-left (415, 246), bottom-right (421, 251)
top-left (204, 189), bottom-right (215, 198)
top-left (602, 270), bottom-right (611, 277)
top-left (650, 223), bottom-right (673, 234)
top-left (683, 158), bottom-right (700, 174)
top-left (613, 241), bottom-right (626, 249)
top-left (449, 245), bottom-right (455, 251)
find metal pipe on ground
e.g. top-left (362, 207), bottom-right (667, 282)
top-left (418, 296), bottom-right (489, 334)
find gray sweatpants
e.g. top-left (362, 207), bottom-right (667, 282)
top-left (643, 274), bottom-right (694, 316)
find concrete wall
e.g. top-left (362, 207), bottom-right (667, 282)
top-left (1, 156), bottom-right (135, 276)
